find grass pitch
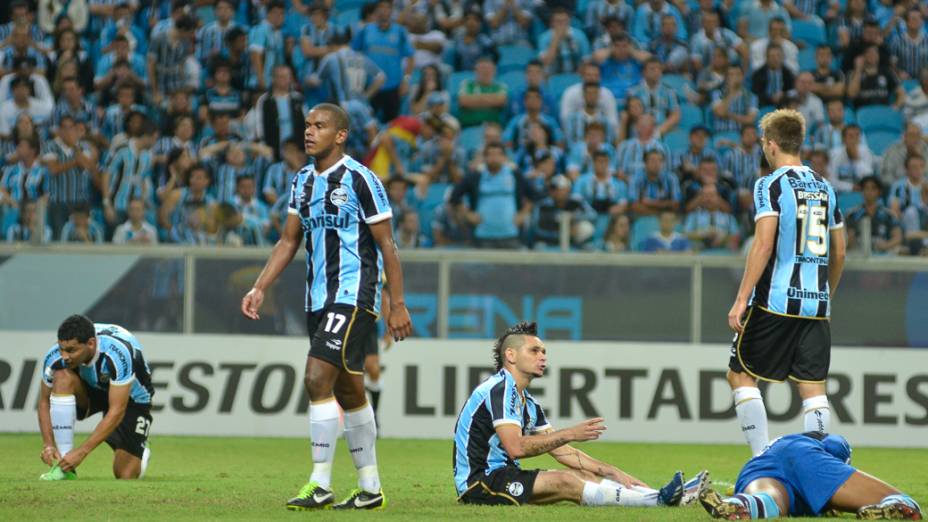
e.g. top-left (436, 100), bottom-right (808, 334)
top-left (1, 434), bottom-right (925, 520)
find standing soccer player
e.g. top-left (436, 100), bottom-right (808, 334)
top-left (726, 109), bottom-right (847, 456)
top-left (241, 103), bottom-right (412, 511)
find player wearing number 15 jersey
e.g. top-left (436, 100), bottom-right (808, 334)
top-left (725, 109), bottom-right (848, 457)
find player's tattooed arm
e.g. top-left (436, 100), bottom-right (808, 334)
top-left (496, 418), bottom-right (605, 459)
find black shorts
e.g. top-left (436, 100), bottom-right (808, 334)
top-left (78, 386), bottom-right (152, 459)
top-left (458, 466), bottom-right (540, 506)
top-left (306, 303), bottom-right (378, 374)
top-left (729, 305), bottom-right (831, 383)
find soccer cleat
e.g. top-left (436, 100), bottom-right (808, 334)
top-left (857, 502), bottom-right (923, 520)
top-left (39, 464), bottom-right (77, 481)
top-left (285, 481), bottom-right (335, 511)
top-left (699, 488), bottom-right (751, 520)
top-left (682, 469), bottom-right (711, 506)
top-left (658, 470), bottom-right (685, 506)
top-left (332, 488), bottom-right (386, 510)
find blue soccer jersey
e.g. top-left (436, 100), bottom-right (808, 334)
top-left (751, 165), bottom-right (844, 318)
top-left (288, 155), bottom-right (392, 315)
top-left (41, 323), bottom-right (154, 405)
top-left (452, 369), bottom-right (551, 496)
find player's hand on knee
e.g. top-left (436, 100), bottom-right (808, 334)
top-left (568, 417), bottom-right (606, 442)
top-left (241, 288), bottom-right (264, 320)
top-left (40, 445), bottom-right (60, 466)
top-left (609, 469), bottom-right (649, 489)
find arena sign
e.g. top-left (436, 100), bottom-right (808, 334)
top-left (0, 333), bottom-right (925, 447)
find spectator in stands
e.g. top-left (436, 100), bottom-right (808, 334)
top-left (722, 125), bottom-right (763, 212)
top-left (565, 82), bottom-right (617, 147)
top-left (52, 77), bottom-right (94, 132)
top-left (750, 18), bottom-right (798, 73)
top-left (0, 136), bottom-right (46, 215)
top-left (530, 174), bottom-right (596, 249)
top-left (515, 122), bottom-right (564, 176)
top-left (232, 175), bottom-right (269, 241)
top-left (812, 99), bottom-right (850, 150)
top-left (566, 120), bottom-right (614, 178)
top-left (751, 44), bottom-right (796, 108)
top-left (902, 182), bottom-right (928, 255)
top-left (711, 65), bottom-right (758, 133)
top-left (263, 138), bottom-right (305, 205)
top-left (615, 113), bottom-right (669, 178)
top-left (538, 7), bottom-right (590, 76)
top-left (503, 88), bottom-right (562, 151)
top-left (395, 210), bottom-right (429, 249)
top-left (617, 96), bottom-right (645, 142)
top-left (42, 115), bottom-right (96, 238)
top-left (784, 0), bottom-right (838, 20)
top-left (484, 0), bottom-right (533, 47)
top-left (407, 11), bottom-right (447, 69)
top-left (602, 213), bottom-right (631, 251)
top-left (632, 0), bottom-right (687, 44)
top-left (684, 157), bottom-right (734, 212)
top-left (450, 142), bottom-right (535, 249)
top-left (689, 10), bottom-right (746, 73)
top-left (641, 209), bottom-right (691, 252)
top-left (252, 65), bottom-right (305, 160)
top-left (48, 28), bottom-right (93, 95)
top-left (449, 8), bottom-right (498, 72)
top-left (247, 1), bottom-right (287, 94)
top-left (810, 45), bottom-right (846, 104)
top-left (61, 204), bottom-right (104, 243)
top-left (113, 197), bottom-right (159, 245)
top-left (648, 14), bottom-right (689, 74)
top-left (888, 153), bottom-right (926, 217)
top-left (201, 59), bottom-right (244, 121)
top-left (739, 0), bottom-right (791, 40)
top-left (888, 9), bottom-right (928, 80)
top-left (847, 175), bottom-right (903, 254)
top-left (310, 28), bottom-right (385, 107)
top-left (1, 56), bottom-right (53, 110)
top-left (597, 33), bottom-right (643, 108)
top-left (5, 198), bottom-right (51, 243)
top-left (197, 0), bottom-right (239, 63)
top-left (431, 193), bottom-right (473, 247)
top-left (0, 24), bottom-right (46, 78)
top-left (415, 112), bottom-right (464, 185)
top-left (148, 14), bottom-right (196, 106)
top-left (408, 65), bottom-right (444, 116)
top-left (94, 35), bottom-right (147, 101)
top-left (219, 27), bottom-right (252, 95)
top-left (672, 125), bottom-right (718, 182)
top-left (102, 119), bottom-right (157, 234)
top-left (585, 1), bottom-right (633, 42)
top-left (629, 149), bottom-right (680, 215)
top-left (560, 60), bottom-right (620, 132)
top-left (904, 69), bottom-right (928, 130)
top-left (508, 60), bottom-right (557, 120)
top-left (683, 159), bottom-right (739, 251)
top-left (159, 163), bottom-right (216, 242)
top-left (694, 46), bottom-right (730, 106)
top-left (574, 148), bottom-right (628, 216)
top-left (881, 123), bottom-right (928, 184)
top-left (630, 58), bottom-right (681, 136)
top-left (847, 44), bottom-right (905, 109)
top-left (840, 18), bottom-right (890, 73)
top-left (0, 76), bottom-right (52, 137)
top-left (352, 0), bottom-right (414, 123)
top-left (829, 123), bottom-right (874, 191)
top-left (298, 2), bottom-right (336, 83)
top-left (457, 55), bottom-right (507, 128)
top-left (789, 72), bottom-right (825, 130)
top-left (386, 176), bottom-right (414, 222)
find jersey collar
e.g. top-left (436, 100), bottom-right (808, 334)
top-left (314, 154), bottom-right (348, 178)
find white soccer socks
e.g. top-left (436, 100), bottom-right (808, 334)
top-left (309, 399), bottom-right (339, 489)
top-left (802, 395), bottom-right (830, 433)
top-left (733, 387), bottom-right (769, 455)
top-left (581, 481), bottom-right (660, 507)
top-left (344, 403), bottom-right (381, 494)
top-left (49, 394), bottom-right (76, 455)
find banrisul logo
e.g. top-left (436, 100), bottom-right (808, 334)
top-left (307, 214), bottom-right (350, 230)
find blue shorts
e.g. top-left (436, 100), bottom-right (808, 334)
top-left (735, 434), bottom-right (856, 516)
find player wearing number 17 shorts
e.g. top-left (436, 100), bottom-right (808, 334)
top-left (725, 109), bottom-right (848, 456)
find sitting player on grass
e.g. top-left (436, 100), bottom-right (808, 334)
top-left (37, 315), bottom-right (154, 480)
top-left (699, 432), bottom-right (922, 520)
top-left (453, 321), bottom-right (709, 507)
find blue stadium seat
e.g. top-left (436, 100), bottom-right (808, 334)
top-left (844, 106), bottom-right (856, 124)
top-left (798, 47), bottom-right (817, 72)
top-left (498, 70), bottom-right (527, 96)
top-left (548, 73), bottom-right (581, 103)
top-left (856, 105), bottom-right (903, 133)
top-left (903, 79), bottom-right (919, 93)
top-left (679, 104), bottom-right (703, 130)
top-left (335, 7), bottom-right (360, 28)
top-left (458, 125), bottom-right (484, 156)
top-left (631, 216), bottom-right (661, 251)
top-left (592, 214), bottom-right (610, 245)
top-left (498, 45), bottom-right (536, 73)
top-left (663, 74), bottom-right (691, 93)
top-left (334, 0), bottom-right (367, 9)
top-left (757, 105), bottom-right (776, 120)
top-left (418, 183), bottom-right (450, 244)
top-left (791, 17), bottom-right (827, 47)
top-left (838, 192), bottom-right (864, 215)
top-left (866, 130), bottom-right (898, 156)
top-left (448, 71), bottom-right (475, 96)
top-left (712, 131), bottom-right (740, 150)
top-left (663, 129), bottom-right (690, 153)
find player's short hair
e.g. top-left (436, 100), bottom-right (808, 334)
top-left (759, 109), bottom-right (806, 155)
top-left (58, 314), bottom-right (95, 343)
top-left (492, 321), bottom-right (538, 372)
top-left (310, 103), bottom-right (350, 132)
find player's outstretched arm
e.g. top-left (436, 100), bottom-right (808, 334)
top-left (369, 219), bottom-right (412, 341)
top-left (495, 418), bottom-right (605, 460)
top-left (58, 384), bottom-right (131, 473)
top-left (36, 381), bottom-right (60, 466)
top-left (241, 213), bottom-right (303, 320)
top-left (828, 227), bottom-right (847, 299)
top-left (547, 435), bottom-right (649, 488)
top-left (729, 216), bottom-right (777, 333)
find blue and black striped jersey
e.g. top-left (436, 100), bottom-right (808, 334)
top-left (288, 155), bottom-right (392, 314)
top-left (751, 165), bottom-right (844, 318)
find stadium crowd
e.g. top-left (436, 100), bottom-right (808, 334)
top-left (0, 0), bottom-right (926, 253)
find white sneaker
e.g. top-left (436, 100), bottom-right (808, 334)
top-left (682, 470), bottom-right (710, 506)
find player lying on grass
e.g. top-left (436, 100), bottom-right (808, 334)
top-left (37, 315), bottom-right (154, 480)
top-left (700, 432), bottom-right (923, 520)
top-left (453, 321), bottom-right (709, 507)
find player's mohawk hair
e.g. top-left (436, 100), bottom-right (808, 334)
top-left (492, 321), bottom-right (538, 372)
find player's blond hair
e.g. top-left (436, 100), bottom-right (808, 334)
top-left (759, 109), bottom-right (806, 155)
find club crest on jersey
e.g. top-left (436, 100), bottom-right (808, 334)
top-left (507, 482), bottom-right (524, 496)
top-left (330, 187), bottom-right (349, 207)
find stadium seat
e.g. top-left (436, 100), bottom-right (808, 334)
top-left (712, 131), bottom-right (741, 150)
top-left (867, 130), bottom-right (898, 156)
top-left (334, 0), bottom-right (367, 9)
top-left (498, 45), bottom-right (535, 73)
top-left (791, 17), bottom-right (827, 47)
top-left (335, 7), bottom-right (360, 28)
top-left (418, 183), bottom-right (450, 244)
top-left (903, 79), bottom-right (919, 93)
top-left (856, 105), bottom-right (903, 133)
top-left (458, 125), bottom-right (484, 156)
top-left (757, 105), bottom-right (776, 120)
top-left (838, 192), bottom-right (864, 215)
top-left (679, 104), bottom-right (703, 130)
top-left (448, 71), bottom-right (474, 97)
top-left (498, 70), bottom-right (527, 96)
top-left (548, 73), bottom-right (581, 103)
top-left (631, 216), bottom-right (661, 251)
top-left (663, 129), bottom-right (690, 153)
top-left (844, 106), bottom-right (856, 124)
top-left (592, 214), bottom-right (610, 245)
top-left (663, 74), bottom-right (691, 93)
top-left (798, 47), bottom-right (817, 72)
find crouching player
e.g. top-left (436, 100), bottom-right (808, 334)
top-left (453, 321), bottom-right (709, 507)
top-left (700, 432), bottom-right (922, 520)
top-left (37, 315), bottom-right (154, 480)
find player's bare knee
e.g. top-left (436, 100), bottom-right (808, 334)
top-left (51, 369), bottom-right (78, 394)
top-left (727, 369), bottom-right (756, 388)
top-left (304, 360), bottom-right (337, 400)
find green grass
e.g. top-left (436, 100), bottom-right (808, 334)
top-left (0, 434), bottom-right (925, 520)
